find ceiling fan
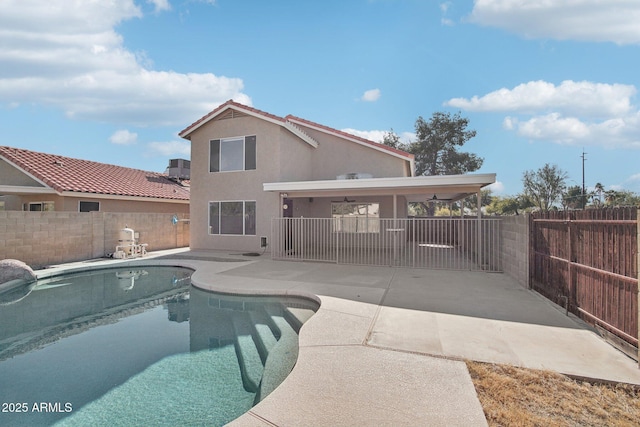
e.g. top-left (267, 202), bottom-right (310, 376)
top-left (332, 196), bottom-right (356, 203)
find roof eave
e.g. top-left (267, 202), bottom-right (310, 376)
top-left (286, 117), bottom-right (414, 164)
top-left (179, 102), bottom-right (286, 140)
top-left (263, 173), bottom-right (496, 195)
top-left (58, 191), bottom-right (190, 204)
top-left (0, 185), bottom-right (57, 195)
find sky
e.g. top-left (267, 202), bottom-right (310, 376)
top-left (1, 0), bottom-right (639, 197)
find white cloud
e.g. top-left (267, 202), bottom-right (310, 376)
top-left (361, 89), bottom-right (381, 102)
top-left (148, 0), bottom-right (171, 13)
top-left (447, 80), bottom-right (640, 149)
top-left (147, 140), bottom-right (191, 157)
top-left (487, 181), bottom-right (505, 194)
top-left (502, 113), bottom-right (640, 148)
top-left (446, 80), bottom-right (636, 118)
top-left (440, 2), bottom-right (454, 25)
top-left (0, 0), bottom-right (250, 127)
top-left (470, 0), bottom-right (640, 45)
top-left (109, 129), bottom-right (138, 145)
top-left (342, 128), bottom-right (415, 145)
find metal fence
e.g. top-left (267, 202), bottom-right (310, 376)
top-left (271, 217), bottom-right (502, 271)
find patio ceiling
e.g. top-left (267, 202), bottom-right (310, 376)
top-left (263, 173), bottom-right (496, 203)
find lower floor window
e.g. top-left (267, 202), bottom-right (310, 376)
top-left (28, 201), bottom-right (55, 211)
top-left (209, 201), bottom-right (256, 235)
top-left (79, 201), bottom-right (100, 212)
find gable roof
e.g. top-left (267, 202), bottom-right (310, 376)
top-left (284, 115), bottom-right (414, 161)
top-left (0, 146), bottom-right (190, 202)
top-left (178, 100), bottom-right (414, 165)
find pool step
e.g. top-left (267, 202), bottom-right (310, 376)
top-left (248, 309), bottom-right (280, 365)
top-left (231, 313), bottom-right (263, 394)
top-left (282, 305), bottom-right (316, 333)
top-left (254, 306), bottom-right (300, 403)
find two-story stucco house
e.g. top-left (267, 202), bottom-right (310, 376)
top-left (180, 100), bottom-right (497, 269)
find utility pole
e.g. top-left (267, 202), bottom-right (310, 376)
top-left (581, 149), bottom-right (587, 209)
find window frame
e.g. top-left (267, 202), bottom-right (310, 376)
top-left (208, 200), bottom-right (257, 236)
top-left (209, 135), bottom-right (256, 173)
top-left (78, 200), bottom-right (100, 212)
top-left (28, 201), bottom-right (55, 212)
top-left (331, 202), bottom-right (380, 233)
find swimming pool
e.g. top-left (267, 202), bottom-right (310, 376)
top-left (0, 266), bottom-right (318, 426)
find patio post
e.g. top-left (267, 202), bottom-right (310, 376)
top-left (393, 194), bottom-right (398, 264)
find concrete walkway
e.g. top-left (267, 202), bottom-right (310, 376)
top-left (40, 249), bottom-right (640, 426)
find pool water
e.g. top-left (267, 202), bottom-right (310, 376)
top-left (0, 266), bottom-right (318, 426)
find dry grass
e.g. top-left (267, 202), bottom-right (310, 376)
top-left (466, 361), bottom-right (640, 427)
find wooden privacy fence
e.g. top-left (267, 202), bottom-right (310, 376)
top-left (530, 208), bottom-right (638, 357)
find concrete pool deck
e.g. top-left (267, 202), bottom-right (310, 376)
top-left (40, 248), bottom-right (640, 426)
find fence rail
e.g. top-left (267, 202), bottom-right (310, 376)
top-left (271, 217), bottom-right (502, 271)
top-left (530, 208), bottom-right (638, 352)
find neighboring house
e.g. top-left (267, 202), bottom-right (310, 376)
top-left (0, 146), bottom-right (190, 214)
top-left (180, 100), bottom-right (495, 254)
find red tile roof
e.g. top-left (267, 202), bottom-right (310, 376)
top-left (0, 146), bottom-right (190, 201)
top-left (179, 100), bottom-right (414, 161)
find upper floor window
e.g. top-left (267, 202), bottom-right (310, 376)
top-left (210, 135), bottom-right (256, 172)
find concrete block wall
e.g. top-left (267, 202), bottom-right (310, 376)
top-left (500, 214), bottom-right (529, 288)
top-left (0, 211), bottom-right (189, 269)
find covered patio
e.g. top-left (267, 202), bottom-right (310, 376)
top-left (263, 173), bottom-right (501, 271)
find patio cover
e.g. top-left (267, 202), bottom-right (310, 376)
top-left (263, 173), bottom-right (496, 205)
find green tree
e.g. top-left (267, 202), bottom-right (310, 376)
top-left (408, 112), bottom-right (483, 176)
top-left (562, 185), bottom-right (585, 210)
top-left (592, 182), bottom-right (604, 207)
top-left (382, 129), bottom-right (403, 150)
top-left (604, 189), bottom-right (640, 207)
top-left (522, 164), bottom-right (568, 211)
top-left (486, 194), bottom-right (534, 215)
top-left (464, 189), bottom-right (493, 213)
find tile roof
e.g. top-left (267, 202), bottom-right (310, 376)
top-left (179, 100), bottom-right (414, 161)
top-left (0, 146), bottom-right (190, 201)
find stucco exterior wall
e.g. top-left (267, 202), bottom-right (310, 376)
top-left (187, 112), bottom-right (412, 253)
top-left (10, 194), bottom-right (189, 213)
top-left (189, 115), bottom-right (297, 252)
top-left (300, 195), bottom-right (407, 218)
top-left (296, 125), bottom-right (409, 180)
top-left (0, 158), bottom-right (45, 187)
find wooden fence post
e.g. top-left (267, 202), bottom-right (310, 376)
top-left (637, 207), bottom-right (639, 367)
